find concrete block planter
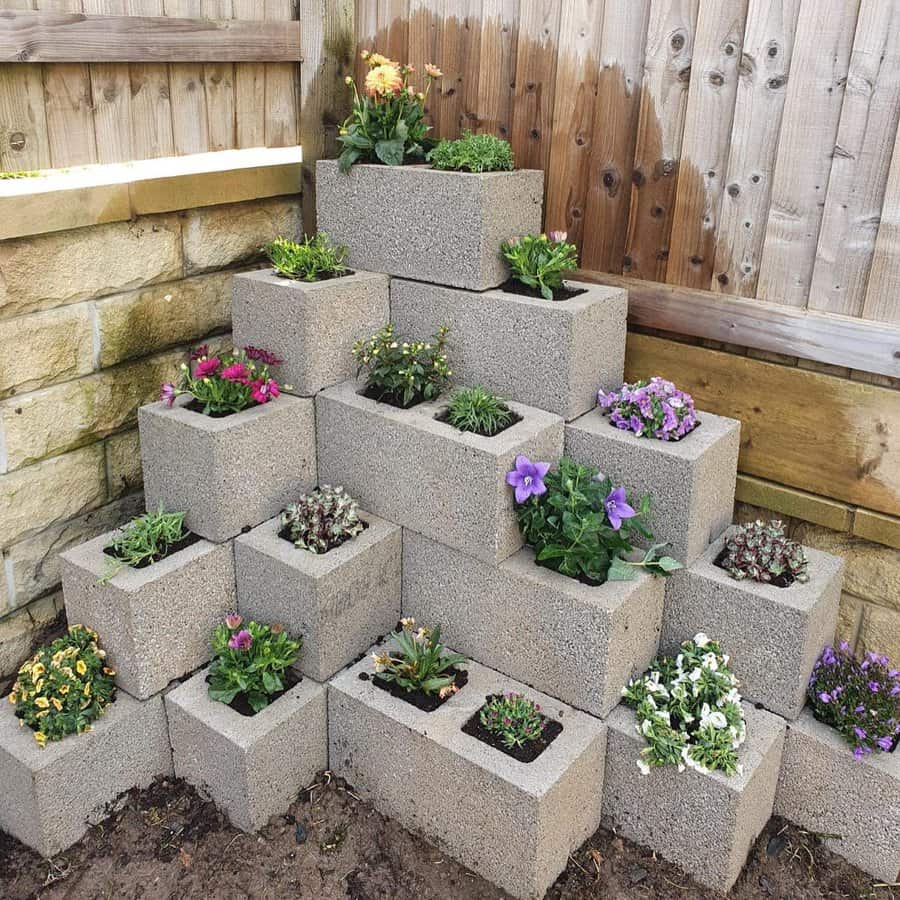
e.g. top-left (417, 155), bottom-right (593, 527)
top-left (402, 530), bottom-right (665, 717)
top-left (139, 394), bottom-right (317, 543)
top-left (316, 380), bottom-right (564, 564)
top-left (232, 269), bottom-right (391, 397)
top-left (603, 702), bottom-right (785, 894)
top-left (234, 511), bottom-right (401, 682)
top-left (661, 529), bottom-right (843, 719)
top-left (565, 408), bottom-right (741, 564)
top-left (165, 667), bottom-right (327, 832)
top-left (329, 652), bottom-right (606, 900)
top-left (391, 278), bottom-right (627, 421)
top-left (60, 530), bottom-right (236, 699)
top-left (0, 692), bottom-right (172, 857)
top-left (316, 160), bottom-right (543, 291)
top-left (775, 707), bottom-right (900, 882)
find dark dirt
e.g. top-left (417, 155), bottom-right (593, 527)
top-left (1, 774), bottom-right (893, 900)
top-left (368, 667), bottom-right (469, 712)
top-left (460, 697), bottom-right (564, 764)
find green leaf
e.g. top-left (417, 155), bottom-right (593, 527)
top-left (656, 555), bottom-right (683, 573)
top-left (338, 147), bottom-right (362, 173)
top-left (375, 138), bottom-right (405, 166)
top-left (247, 691), bottom-right (269, 713)
top-left (208, 687), bottom-right (239, 704)
top-left (262, 670), bottom-right (281, 694)
top-left (607, 556), bottom-right (637, 581)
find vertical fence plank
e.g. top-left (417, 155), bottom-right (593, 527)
top-left (378, 0), bottom-right (410, 63)
top-left (434, 0), bottom-right (466, 139)
top-left (712, 0), bottom-right (800, 297)
top-left (807, 0), bottom-right (900, 317)
top-left (756, 0), bottom-right (861, 307)
top-left (163, 0), bottom-right (210, 155)
top-left (666, 0), bottom-right (748, 288)
top-left (201, 0), bottom-right (237, 152)
top-left (510, 0), bottom-right (562, 172)
top-left (0, 63), bottom-right (52, 171)
top-left (232, 0), bottom-right (267, 148)
top-left (459, 0), bottom-right (485, 135)
top-left (623, 0), bottom-right (699, 282)
top-left (263, 0), bottom-right (300, 147)
top-left (473, 0), bottom-right (518, 141)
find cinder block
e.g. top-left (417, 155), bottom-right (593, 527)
top-left (232, 269), bottom-right (391, 397)
top-left (139, 394), bottom-right (317, 543)
top-left (328, 651), bottom-right (606, 900)
top-left (316, 160), bottom-right (543, 291)
top-left (0, 691), bottom-right (172, 858)
top-left (565, 408), bottom-right (741, 564)
top-left (602, 702), bottom-right (785, 894)
top-left (316, 380), bottom-right (564, 564)
top-left (402, 530), bottom-right (664, 717)
top-left (60, 530), bottom-right (236, 700)
top-left (661, 529), bottom-right (844, 719)
top-left (391, 278), bottom-right (627, 421)
top-left (165, 667), bottom-right (327, 832)
top-left (235, 511), bottom-right (401, 682)
top-left (775, 707), bottom-right (900, 882)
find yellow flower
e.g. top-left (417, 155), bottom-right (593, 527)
top-left (33, 679), bottom-right (44, 693)
top-left (34, 731), bottom-right (47, 748)
top-left (8, 692), bottom-right (16, 704)
top-left (34, 697), bottom-right (50, 709)
top-left (51, 698), bottom-right (63, 712)
top-left (425, 63), bottom-right (443, 78)
top-left (32, 663), bottom-right (45, 678)
top-left (52, 650), bottom-right (65, 666)
top-left (59, 684), bottom-right (70, 695)
top-left (76, 659), bottom-right (87, 676)
top-left (368, 52), bottom-right (394, 67)
top-left (102, 667), bottom-right (115, 676)
top-left (399, 617), bottom-right (415, 629)
top-left (83, 682), bottom-right (91, 697)
top-left (365, 64), bottom-right (403, 98)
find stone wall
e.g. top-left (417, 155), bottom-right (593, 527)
top-left (0, 195), bottom-right (302, 676)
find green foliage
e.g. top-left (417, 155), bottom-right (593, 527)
top-left (352, 323), bottom-right (451, 407)
top-left (514, 456), bottom-right (680, 584)
top-left (719, 520), bottom-right (810, 585)
top-left (11, 625), bottom-right (117, 748)
top-left (207, 617), bottom-right (301, 714)
top-left (372, 619), bottom-right (466, 696)
top-left (428, 131), bottom-right (515, 173)
top-left (445, 385), bottom-right (514, 436)
top-left (281, 485), bottom-right (364, 554)
top-left (480, 692), bottom-right (546, 749)
top-left (500, 232), bottom-right (579, 300)
top-left (101, 505), bottom-right (188, 583)
top-left (264, 233), bottom-right (349, 281)
top-left (338, 51), bottom-right (442, 172)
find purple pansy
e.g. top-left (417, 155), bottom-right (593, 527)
top-left (506, 455), bottom-right (550, 504)
top-left (604, 487), bottom-right (636, 531)
top-left (160, 383), bottom-right (177, 407)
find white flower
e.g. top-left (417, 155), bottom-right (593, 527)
top-left (702, 652), bottom-right (719, 671)
top-left (707, 711), bottom-right (728, 729)
top-left (637, 759), bottom-right (651, 776)
top-left (678, 763), bottom-right (686, 772)
top-left (694, 632), bottom-right (711, 648)
top-left (641, 719), bottom-right (653, 736)
top-left (688, 667), bottom-right (703, 683)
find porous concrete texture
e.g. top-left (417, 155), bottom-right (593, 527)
top-left (565, 408), bottom-right (741, 564)
top-left (60, 529), bottom-right (236, 699)
top-left (316, 381), bottom-right (564, 565)
top-left (316, 160), bottom-right (543, 291)
top-left (775, 707), bottom-right (900, 882)
top-left (232, 269), bottom-right (391, 397)
top-left (139, 394), bottom-right (317, 543)
top-left (661, 528), bottom-right (844, 719)
top-left (391, 278), bottom-right (627, 422)
top-left (234, 511), bottom-right (401, 682)
top-left (0, 691), bottom-right (172, 858)
top-left (402, 530), bottom-right (665, 717)
top-left (329, 650), bottom-right (606, 900)
top-left (602, 702), bottom-right (786, 894)
top-left (165, 667), bottom-right (327, 833)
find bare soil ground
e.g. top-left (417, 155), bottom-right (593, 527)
top-left (1, 773), bottom-right (894, 900)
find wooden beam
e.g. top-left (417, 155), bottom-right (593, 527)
top-left (0, 11), bottom-right (301, 62)
top-left (576, 270), bottom-right (900, 378)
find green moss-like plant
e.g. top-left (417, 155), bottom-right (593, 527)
top-left (101, 505), bottom-right (189, 583)
top-left (445, 385), bottom-right (514, 436)
top-left (265, 233), bottom-right (349, 281)
top-left (428, 131), bottom-right (515, 173)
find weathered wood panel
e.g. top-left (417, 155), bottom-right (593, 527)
top-left (863, 126), bottom-right (900, 324)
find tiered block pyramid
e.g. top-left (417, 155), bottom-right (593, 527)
top-left (1, 159), bottom-right (896, 898)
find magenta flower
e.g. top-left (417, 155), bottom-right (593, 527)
top-left (245, 346), bottom-right (283, 366)
top-left (160, 383), bottom-right (176, 407)
top-left (193, 357), bottom-right (221, 379)
top-left (506, 455), bottom-right (550, 504)
top-left (225, 613), bottom-right (243, 630)
top-left (190, 344), bottom-right (210, 361)
top-left (604, 487), bottom-right (636, 531)
top-left (228, 629), bottom-right (253, 651)
top-left (251, 378), bottom-right (280, 404)
top-left (221, 362), bottom-right (250, 384)
top-left (549, 230), bottom-right (568, 243)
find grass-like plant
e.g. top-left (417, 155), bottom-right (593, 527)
top-left (264, 233), bottom-right (349, 282)
top-left (500, 232), bottom-right (579, 300)
top-left (102, 505), bottom-right (188, 583)
top-left (428, 131), bottom-right (514, 173)
top-left (281, 485), bottom-right (364, 554)
top-left (372, 618), bottom-right (466, 697)
top-left (11, 625), bottom-right (117, 748)
top-left (479, 692), bottom-right (547, 749)
top-left (445, 385), bottom-right (514, 436)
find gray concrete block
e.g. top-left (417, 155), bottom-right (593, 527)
top-left (565, 408), bottom-right (741, 564)
top-left (603, 702), bottom-right (785, 894)
top-left (775, 707), bottom-right (900, 882)
top-left (391, 278), bottom-right (627, 421)
top-left (661, 529), bottom-right (844, 719)
top-left (234, 511), bottom-right (401, 682)
top-left (232, 269), bottom-right (391, 397)
top-left (316, 380), bottom-right (564, 564)
top-left (60, 530), bottom-right (236, 700)
top-left (0, 691), bottom-right (172, 858)
top-left (328, 650), bottom-right (606, 900)
top-left (165, 666), bottom-right (327, 832)
top-left (316, 160), bottom-right (543, 291)
top-left (139, 394), bottom-right (317, 543)
top-left (402, 530), bottom-right (664, 717)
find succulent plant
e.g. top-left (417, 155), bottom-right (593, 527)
top-left (281, 486), bottom-right (364, 554)
top-left (718, 520), bottom-right (809, 586)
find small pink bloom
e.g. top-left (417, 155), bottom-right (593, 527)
top-left (225, 613), bottom-right (243, 630)
top-left (160, 383), bottom-right (176, 407)
top-left (221, 363), bottom-right (249, 384)
top-left (244, 347), bottom-right (283, 366)
top-left (251, 378), bottom-right (280, 404)
top-left (549, 230), bottom-right (568, 243)
top-left (193, 357), bottom-right (221, 379)
top-left (190, 344), bottom-right (210, 361)
top-left (228, 629), bottom-right (253, 651)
